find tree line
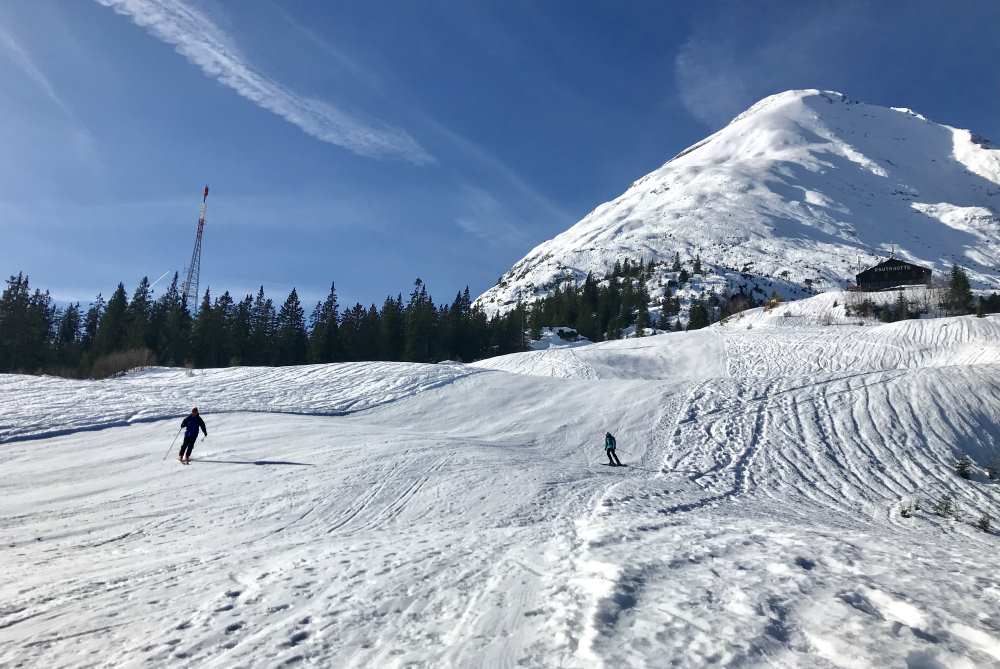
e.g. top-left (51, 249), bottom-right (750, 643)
top-left (525, 254), bottom-right (753, 340)
top-left (0, 254), bottom-right (742, 377)
top-left (0, 272), bottom-right (529, 377)
top-left (7, 261), bottom-right (995, 378)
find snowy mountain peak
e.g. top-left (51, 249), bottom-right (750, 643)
top-left (477, 90), bottom-right (1000, 313)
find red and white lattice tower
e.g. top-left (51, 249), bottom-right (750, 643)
top-left (181, 185), bottom-right (209, 309)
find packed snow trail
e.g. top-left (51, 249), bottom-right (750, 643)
top-left (1, 373), bottom-right (676, 668)
top-left (3, 298), bottom-right (1000, 667)
top-left (0, 362), bottom-right (479, 443)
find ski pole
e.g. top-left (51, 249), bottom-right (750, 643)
top-left (162, 427), bottom-right (183, 461)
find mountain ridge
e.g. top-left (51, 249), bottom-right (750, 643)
top-left (476, 89), bottom-right (1000, 313)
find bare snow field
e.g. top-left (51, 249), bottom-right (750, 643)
top-left (3, 293), bottom-right (1000, 668)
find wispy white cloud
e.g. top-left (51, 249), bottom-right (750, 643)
top-left (424, 117), bottom-right (576, 232)
top-left (0, 25), bottom-right (69, 114)
top-left (674, 38), bottom-right (751, 130)
top-left (455, 185), bottom-right (531, 247)
top-left (272, 3), bottom-right (574, 236)
top-left (674, 5), bottom-right (862, 129)
top-left (0, 23), bottom-right (102, 173)
top-left (271, 4), bottom-right (386, 95)
top-left (95, 0), bottom-right (433, 164)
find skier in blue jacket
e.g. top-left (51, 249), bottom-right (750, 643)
top-left (605, 432), bottom-right (622, 466)
top-left (178, 407), bottom-right (207, 464)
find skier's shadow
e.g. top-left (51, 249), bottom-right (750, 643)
top-left (190, 459), bottom-right (315, 467)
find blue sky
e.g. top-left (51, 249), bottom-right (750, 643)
top-left (2, 0), bottom-right (998, 308)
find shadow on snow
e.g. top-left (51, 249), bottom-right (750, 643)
top-left (189, 459), bottom-right (315, 467)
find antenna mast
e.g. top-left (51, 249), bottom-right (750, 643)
top-left (181, 185), bottom-right (209, 310)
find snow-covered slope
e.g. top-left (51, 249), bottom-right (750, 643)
top-left (475, 292), bottom-right (1000, 380)
top-left (0, 362), bottom-right (477, 443)
top-left (3, 306), bottom-right (1000, 667)
top-left (477, 90), bottom-right (1000, 313)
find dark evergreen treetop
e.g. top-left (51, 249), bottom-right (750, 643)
top-left (95, 283), bottom-right (129, 357)
top-left (948, 265), bottom-right (974, 315)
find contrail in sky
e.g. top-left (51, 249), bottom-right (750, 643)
top-left (95, 0), bottom-right (434, 164)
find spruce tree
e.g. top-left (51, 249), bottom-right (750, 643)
top-left (468, 306), bottom-right (490, 359)
top-left (191, 289), bottom-right (211, 366)
top-left (404, 279), bottom-right (436, 362)
top-left (27, 286), bottom-right (56, 371)
top-left (581, 272), bottom-right (599, 315)
top-left (671, 252), bottom-right (681, 272)
top-left (192, 289), bottom-right (229, 367)
top-left (0, 274), bottom-right (57, 372)
top-left (158, 274), bottom-right (191, 366)
top-left (274, 288), bottom-right (308, 365)
top-left (82, 293), bottom-right (105, 355)
top-left (605, 316), bottom-right (623, 341)
top-left (894, 292), bottom-right (908, 321)
top-left (693, 254), bottom-right (703, 275)
top-left (687, 300), bottom-right (710, 330)
top-left (526, 305), bottom-right (544, 341)
top-left (442, 291), bottom-right (465, 358)
top-left (0, 273), bottom-right (30, 371)
top-left (636, 280), bottom-right (651, 328)
top-left (338, 304), bottom-right (359, 361)
top-left (362, 304), bottom-right (382, 360)
top-left (947, 265), bottom-right (974, 315)
top-left (981, 293), bottom-right (1000, 314)
top-left (95, 283), bottom-right (129, 356)
top-left (215, 291), bottom-right (235, 363)
top-left (379, 294), bottom-right (405, 361)
top-left (249, 286), bottom-right (275, 365)
top-left (54, 303), bottom-right (83, 369)
top-left (126, 277), bottom-right (152, 350)
top-left (573, 308), bottom-right (597, 342)
top-left (635, 284), bottom-right (650, 337)
top-left (635, 307), bottom-right (648, 336)
top-left (513, 302), bottom-right (528, 351)
top-left (230, 295), bottom-right (253, 364)
top-left (457, 288), bottom-right (483, 362)
top-left (308, 283), bottom-right (341, 363)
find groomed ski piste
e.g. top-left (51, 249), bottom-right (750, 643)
top-left (3, 292), bottom-right (1000, 668)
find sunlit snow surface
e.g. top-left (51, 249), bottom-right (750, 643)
top-left (476, 89), bottom-right (1000, 314)
top-left (3, 294), bottom-right (1000, 668)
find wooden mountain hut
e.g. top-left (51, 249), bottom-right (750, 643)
top-left (855, 258), bottom-right (931, 291)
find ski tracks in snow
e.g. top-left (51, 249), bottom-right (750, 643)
top-left (556, 327), bottom-right (1000, 667)
top-left (6, 311), bottom-right (1000, 667)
